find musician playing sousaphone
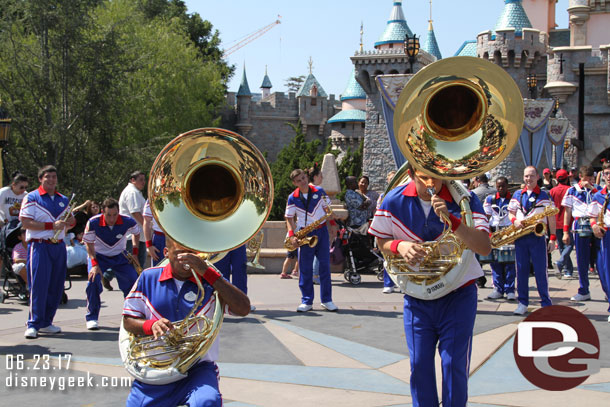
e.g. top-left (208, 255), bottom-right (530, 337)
top-left (370, 161), bottom-right (491, 407)
top-left (285, 168), bottom-right (338, 313)
top-left (586, 161), bottom-right (610, 323)
top-left (507, 166), bottom-right (557, 315)
top-left (562, 165), bottom-right (601, 302)
top-left (122, 236), bottom-right (250, 406)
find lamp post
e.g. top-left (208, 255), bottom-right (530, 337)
top-left (404, 34), bottom-right (420, 74)
top-left (0, 102), bottom-right (11, 187)
top-left (552, 97), bottom-right (560, 118)
top-left (526, 72), bottom-right (538, 99)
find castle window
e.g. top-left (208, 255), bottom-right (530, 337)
top-left (389, 43), bottom-right (394, 48)
top-left (311, 98), bottom-right (317, 106)
top-left (341, 122), bottom-right (346, 128)
top-left (361, 123), bottom-right (365, 129)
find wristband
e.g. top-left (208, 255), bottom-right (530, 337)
top-left (390, 239), bottom-right (403, 255)
top-left (202, 267), bottom-right (222, 285)
top-left (563, 225), bottom-right (569, 232)
top-left (132, 247), bottom-right (139, 255)
top-left (145, 240), bottom-right (153, 248)
top-left (142, 319), bottom-right (156, 336)
top-left (44, 222), bottom-right (54, 230)
top-left (90, 258), bottom-right (99, 267)
top-left (448, 214), bottom-right (462, 233)
top-left (590, 220), bottom-right (597, 227)
top-left (288, 230), bottom-right (295, 237)
top-left (549, 234), bottom-right (557, 241)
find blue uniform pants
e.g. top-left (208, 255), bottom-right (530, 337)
top-left (403, 283), bottom-right (477, 407)
top-left (151, 233), bottom-right (166, 267)
top-left (298, 226), bottom-right (332, 304)
top-left (86, 253), bottom-right (138, 321)
top-left (127, 361), bottom-right (221, 407)
top-left (26, 241), bottom-right (67, 330)
top-left (213, 245), bottom-right (248, 294)
top-left (574, 232), bottom-right (594, 295)
top-left (599, 233), bottom-right (610, 309)
top-left (490, 261), bottom-right (515, 294)
top-left (515, 234), bottom-right (552, 307)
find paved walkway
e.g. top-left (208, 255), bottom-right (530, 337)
top-left (1, 260), bottom-right (609, 406)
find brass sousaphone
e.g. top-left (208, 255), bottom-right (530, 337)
top-left (119, 128), bottom-right (273, 384)
top-left (383, 56), bottom-right (523, 300)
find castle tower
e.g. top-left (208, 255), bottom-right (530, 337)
top-left (521, 0), bottom-right (557, 33)
top-left (374, 0), bottom-right (413, 51)
top-left (260, 66), bottom-right (272, 99)
top-left (236, 64), bottom-right (252, 136)
top-left (328, 68), bottom-right (366, 159)
top-left (295, 59), bottom-right (333, 140)
top-left (421, 0), bottom-right (442, 60)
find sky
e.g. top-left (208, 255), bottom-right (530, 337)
top-left (184, 0), bottom-right (570, 97)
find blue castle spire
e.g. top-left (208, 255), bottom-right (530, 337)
top-left (375, 1), bottom-right (413, 48)
top-left (494, 0), bottom-right (532, 36)
top-left (260, 66), bottom-right (272, 89)
top-left (237, 64), bottom-right (251, 96)
top-left (340, 68), bottom-right (366, 101)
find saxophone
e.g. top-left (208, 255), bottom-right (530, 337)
top-left (284, 196), bottom-right (333, 250)
top-left (597, 194), bottom-right (610, 231)
top-left (490, 205), bottom-right (559, 248)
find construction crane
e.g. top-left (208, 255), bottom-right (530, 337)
top-left (223, 16), bottom-right (281, 57)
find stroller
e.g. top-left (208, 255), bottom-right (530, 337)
top-left (0, 220), bottom-right (28, 303)
top-left (338, 220), bottom-right (384, 285)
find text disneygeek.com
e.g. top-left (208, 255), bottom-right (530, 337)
top-left (3, 354), bottom-right (132, 391)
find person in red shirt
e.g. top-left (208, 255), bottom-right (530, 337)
top-left (549, 169), bottom-right (573, 277)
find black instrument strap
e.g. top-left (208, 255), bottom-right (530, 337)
top-left (298, 186), bottom-right (313, 226)
top-left (520, 190), bottom-right (540, 217)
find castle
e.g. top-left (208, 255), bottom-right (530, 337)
top-left (226, 0), bottom-right (610, 191)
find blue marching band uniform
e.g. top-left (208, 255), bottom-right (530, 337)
top-left (369, 181), bottom-right (490, 407)
top-left (285, 185), bottom-right (333, 307)
top-left (123, 264), bottom-right (222, 406)
top-left (507, 186), bottom-right (555, 308)
top-left (144, 199), bottom-right (166, 267)
top-left (562, 182), bottom-right (601, 298)
top-left (587, 188), bottom-right (610, 312)
top-left (83, 213), bottom-right (140, 322)
top-left (20, 185), bottom-right (70, 332)
top-left (483, 191), bottom-right (516, 298)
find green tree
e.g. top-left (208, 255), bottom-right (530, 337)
top-left (284, 75), bottom-right (305, 93)
top-left (269, 120), bottom-right (325, 220)
top-left (335, 140), bottom-right (364, 200)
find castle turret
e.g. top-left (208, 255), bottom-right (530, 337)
top-left (421, 1), bottom-right (442, 61)
top-left (295, 63), bottom-right (334, 139)
top-left (260, 66), bottom-right (272, 99)
top-left (328, 68), bottom-right (366, 158)
top-left (374, 1), bottom-right (413, 51)
top-left (236, 64), bottom-right (252, 136)
top-left (493, 0), bottom-right (533, 36)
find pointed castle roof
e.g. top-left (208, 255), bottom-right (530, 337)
top-left (296, 73), bottom-right (327, 98)
top-left (422, 21), bottom-right (442, 60)
top-left (260, 67), bottom-right (272, 89)
top-left (493, 0), bottom-right (532, 36)
top-left (375, 1), bottom-right (413, 47)
top-left (454, 40), bottom-right (477, 57)
top-left (237, 65), bottom-right (251, 96)
top-left (340, 69), bottom-right (366, 101)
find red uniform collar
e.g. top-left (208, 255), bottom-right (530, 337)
top-left (402, 181), bottom-right (453, 203)
top-left (37, 185), bottom-right (64, 197)
top-left (602, 186), bottom-right (608, 195)
top-left (292, 185), bottom-right (319, 198)
top-left (521, 185), bottom-right (541, 195)
top-left (495, 191), bottom-right (512, 200)
top-left (99, 214), bottom-right (124, 227)
top-left (158, 263), bottom-right (201, 284)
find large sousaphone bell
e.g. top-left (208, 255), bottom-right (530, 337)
top-left (383, 56), bottom-right (523, 300)
top-left (119, 128), bottom-right (273, 384)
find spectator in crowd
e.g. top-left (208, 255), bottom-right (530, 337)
top-left (143, 199), bottom-right (165, 267)
top-left (71, 200), bottom-right (101, 237)
top-left (285, 169), bottom-right (337, 312)
top-left (550, 169), bottom-right (573, 277)
top-left (0, 172), bottom-right (29, 227)
top-left (542, 168), bottom-right (556, 189)
top-left (569, 168), bottom-right (579, 186)
top-left (344, 176), bottom-right (371, 231)
top-left (358, 176), bottom-right (379, 219)
top-left (11, 228), bottom-right (28, 286)
top-left (20, 165), bottom-right (75, 339)
top-left (65, 231), bottom-right (88, 271)
top-left (280, 245), bottom-right (299, 279)
top-left (376, 170), bottom-right (399, 294)
top-left (214, 245), bottom-right (255, 311)
top-left (472, 173), bottom-right (496, 203)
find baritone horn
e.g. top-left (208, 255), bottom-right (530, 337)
top-left (119, 128), bottom-right (273, 385)
top-left (382, 56), bottom-right (524, 300)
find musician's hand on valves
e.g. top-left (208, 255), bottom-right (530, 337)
top-left (53, 219), bottom-right (67, 230)
top-left (513, 218), bottom-right (523, 228)
top-left (289, 235), bottom-right (299, 250)
top-left (593, 224), bottom-right (606, 239)
top-left (151, 318), bottom-right (174, 339)
top-left (397, 241), bottom-right (428, 265)
top-left (88, 264), bottom-right (101, 283)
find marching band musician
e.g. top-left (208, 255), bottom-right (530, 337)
top-left (122, 236), bottom-right (250, 406)
top-left (370, 162), bottom-right (491, 407)
top-left (285, 168), bottom-right (338, 312)
top-left (83, 198), bottom-right (140, 330)
top-left (483, 176), bottom-right (516, 301)
top-left (562, 165), bottom-right (600, 301)
top-left (507, 166), bottom-right (556, 315)
top-left (20, 165), bottom-right (76, 339)
top-left (143, 199), bottom-right (165, 266)
top-left (587, 161), bottom-right (610, 322)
